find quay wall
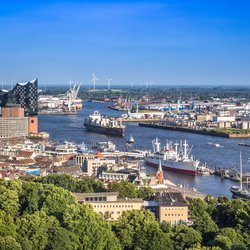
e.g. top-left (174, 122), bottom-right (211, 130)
top-left (139, 122), bottom-right (250, 138)
top-left (121, 118), bottom-right (162, 123)
top-left (38, 111), bottom-right (76, 115)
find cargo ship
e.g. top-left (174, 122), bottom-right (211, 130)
top-left (145, 138), bottom-right (200, 175)
top-left (84, 111), bottom-right (125, 137)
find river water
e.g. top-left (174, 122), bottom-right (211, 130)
top-left (39, 101), bottom-right (250, 197)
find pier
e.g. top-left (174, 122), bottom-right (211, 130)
top-left (38, 111), bottom-right (76, 115)
top-left (121, 118), bottom-right (162, 123)
top-left (139, 122), bottom-right (250, 138)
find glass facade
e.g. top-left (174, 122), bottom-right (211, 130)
top-left (0, 79), bottom-right (38, 116)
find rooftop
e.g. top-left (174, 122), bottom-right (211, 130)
top-left (156, 192), bottom-right (187, 207)
top-left (74, 192), bottom-right (119, 199)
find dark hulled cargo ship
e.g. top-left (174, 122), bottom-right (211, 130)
top-left (84, 111), bottom-right (125, 136)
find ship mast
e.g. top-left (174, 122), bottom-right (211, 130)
top-left (240, 151), bottom-right (243, 191)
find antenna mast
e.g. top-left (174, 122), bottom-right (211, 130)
top-left (240, 151), bottom-right (243, 191)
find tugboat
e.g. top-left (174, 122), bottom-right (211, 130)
top-left (238, 140), bottom-right (250, 147)
top-left (127, 134), bottom-right (135, 144)
top-left (229, 152), bottom-right (250, 201)
top-left (84, 111), bottom-right (125, 137)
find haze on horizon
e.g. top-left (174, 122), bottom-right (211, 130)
top-left (0, 0), bottom-right (250, 86)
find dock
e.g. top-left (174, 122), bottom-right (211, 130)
top-left (139, 122), bottom-right (250, 138)
top-left (38, 111), bottom-right (76, 115)
top-left (121, 118), bottom-right (162, 123)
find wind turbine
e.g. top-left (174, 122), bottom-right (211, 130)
top-left (106, 78), bottom-right (112, 90)
top-left (91, 73), bottom-right (98, 90)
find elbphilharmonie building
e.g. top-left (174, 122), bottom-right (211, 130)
top-left (0, 78), bottom-right (38, 116)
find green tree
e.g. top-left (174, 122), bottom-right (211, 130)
top-left (46, 227), bottom-right (78, 250)
top-left (0, 211), bottom-right (17, 238)
top-left (108, 180), bottom-right (138, 198)
top-left (19, 181), bottom-right (43, 215)
top-left (171, 224), bottom-right (202, 250)
top-left (76, 178), bottom-right (105, 193)
top-left (193, 212), bottom-right (218, 244)
top-left (40, 184), bottom-right (77, 222)
top-left (211, 235), bottom-right (233, 250)
top-left (189, 198), bottom-right (208, 218)
top-left (213, 198), bottom-right (250, 230)
top-left (63, 204), bottom-right (121, 250)
top-left (0, 236), bottom-right (21, 250)
top-left (0, 185), bottom-right (19, 217)
top-left (204, 195), bottom-right (218, 215)
top-left (138, 187), bottom-right (154, 200)
top-left (114, 209), bottom-right (173, 250)
top-left (160, 221), bottom-right (172, 233)
top-left (37, 174), bottom-right (105, 193)
top-left (209, 228), bottom-right (247, 250)
top-left (37, 174), bottom-right (77, 192)
top-left (17, 211), bottom-right (59, 250)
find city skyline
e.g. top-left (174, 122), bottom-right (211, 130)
top-left (0, 0), bottom-right (250, 85)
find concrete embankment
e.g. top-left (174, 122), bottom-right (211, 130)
top-left (139, 122), bottom-right (250, 138)
top-left (38, 111), bottom-right (76, 115)
top-left (121, 118), bottom-right (162, 123)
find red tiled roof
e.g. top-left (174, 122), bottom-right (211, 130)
top-left (16, 150), bottom-right (34, 159)
top-left (0, 162), bottom-right (10, 168)
top-left (7, 158), bottom-right (35, 165)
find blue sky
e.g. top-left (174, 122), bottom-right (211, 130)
top-left (0, 0), bottom-right (250, 86)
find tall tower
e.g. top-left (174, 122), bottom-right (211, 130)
top-left (156, 159), bottom-right (164, 184)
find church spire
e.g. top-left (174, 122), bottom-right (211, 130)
top-left (156, 159), bottom-right (164, 184)
top-left (158, 158), bottom-right (162, 172)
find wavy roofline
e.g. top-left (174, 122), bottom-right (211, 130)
top-left (17, 78), bottom-right (38, 86)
